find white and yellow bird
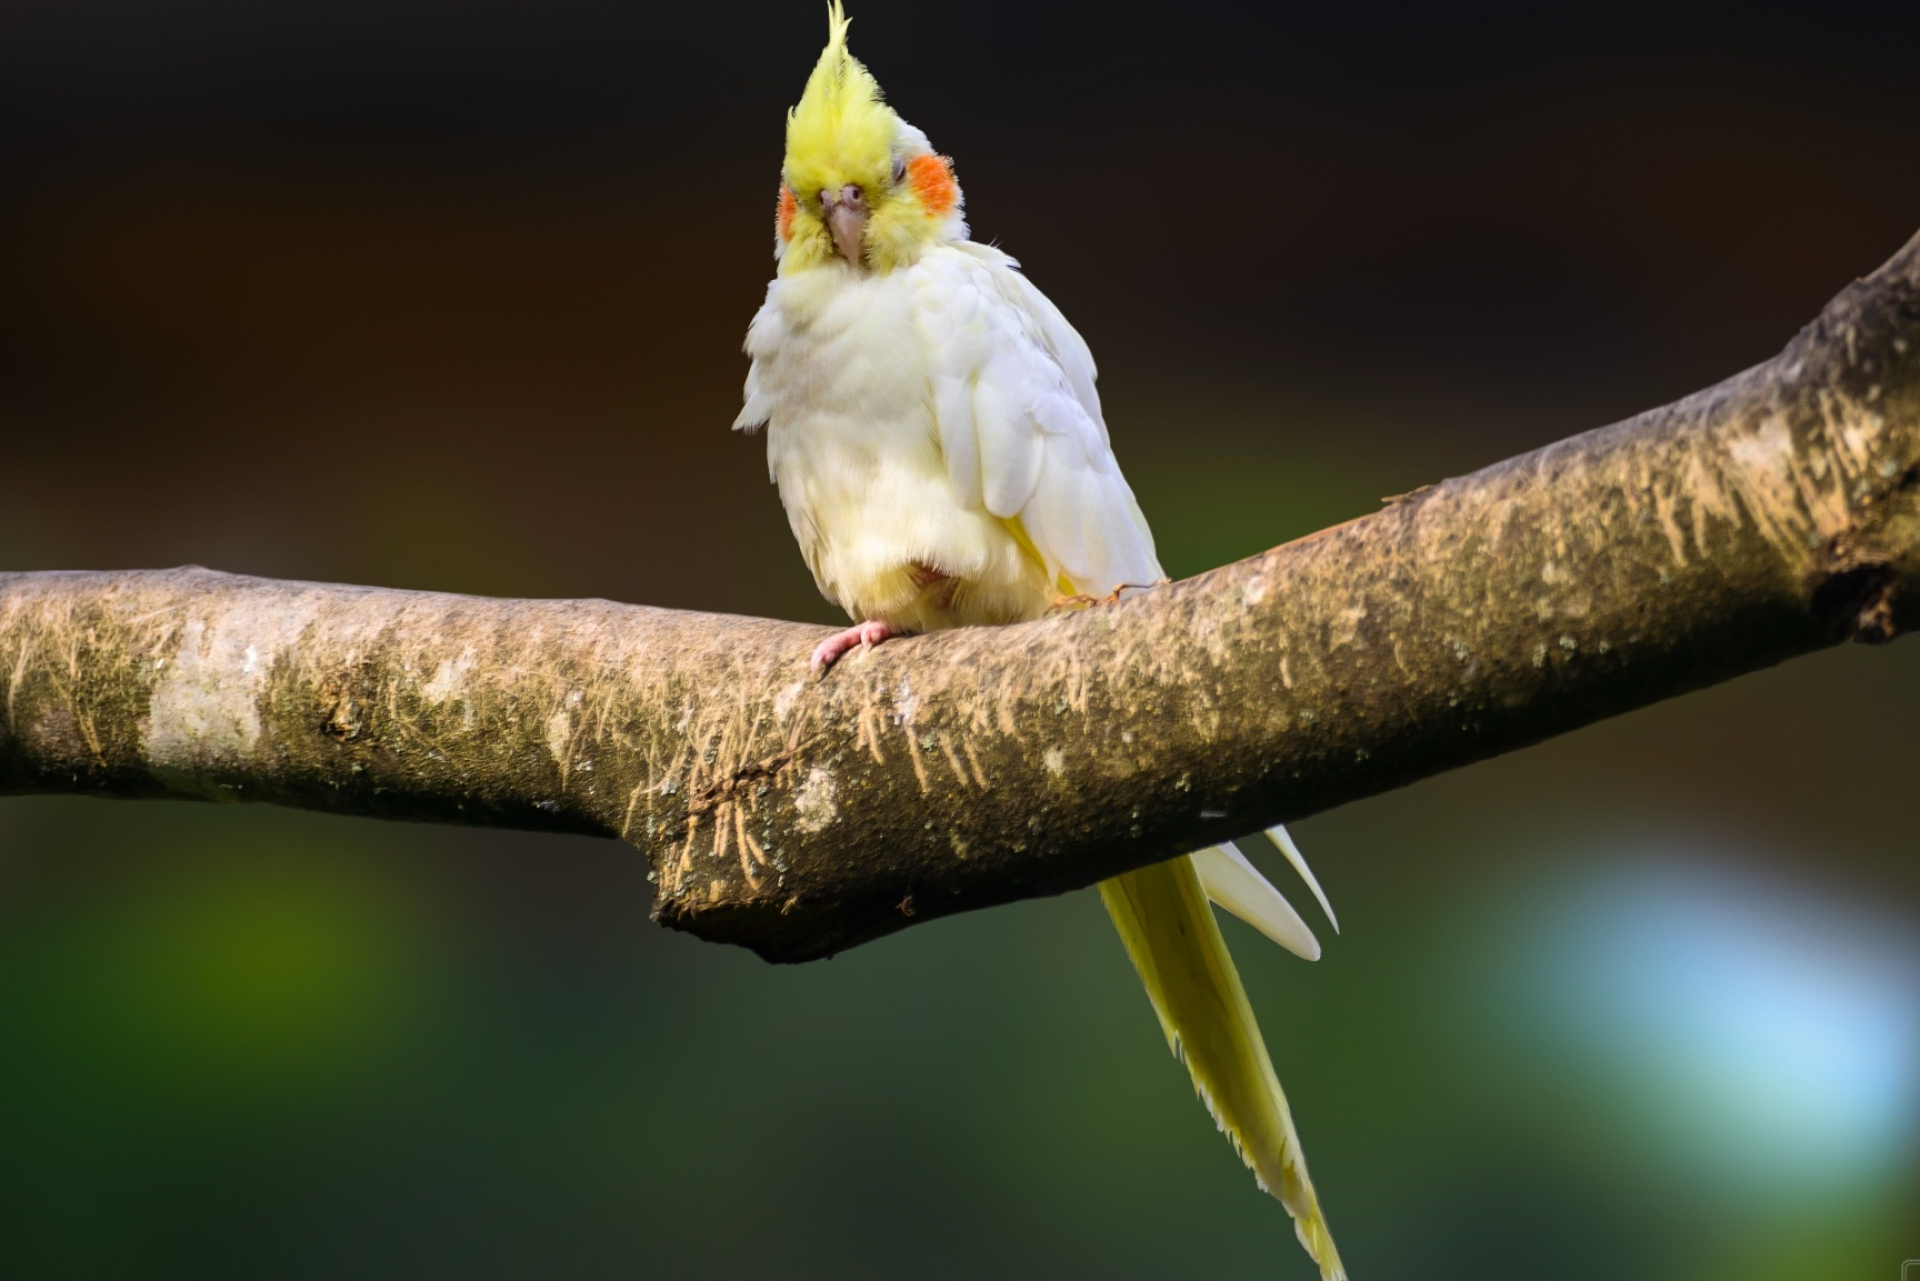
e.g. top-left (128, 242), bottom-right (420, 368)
top-left (734, 8), bottom-right (1345, 1277)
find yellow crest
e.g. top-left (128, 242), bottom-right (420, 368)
top-left (783, 1), bottom-right (897, 199)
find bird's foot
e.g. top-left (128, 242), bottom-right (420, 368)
top-left (811, 619), bottom-right (905, 675)
top-left (1049, 578), bottom-right (1173, 613)
top-left (1110, 576), bottom-right (1173, 602)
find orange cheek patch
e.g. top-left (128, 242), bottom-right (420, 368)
top-left (908, 154), bottom-right (958, 217)
top-left (777, 185), bottom-right (798, 242)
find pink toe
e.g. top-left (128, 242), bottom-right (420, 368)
top-left (810, 620), bottom-right (903, 674)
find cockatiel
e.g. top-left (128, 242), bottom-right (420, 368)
top-left (734, 7), bottom-right (1345, 1277)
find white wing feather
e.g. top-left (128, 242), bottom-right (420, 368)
top-left (921, 243), bottom-right (1160, 596)
top-left (733, 293), bottom-right (781, 439)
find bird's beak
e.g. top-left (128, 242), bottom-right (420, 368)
top-left (821, 184), bottom-right (868, 265)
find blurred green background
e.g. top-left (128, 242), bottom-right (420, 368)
top-left (3, 1), bottom-right (1918, 1276)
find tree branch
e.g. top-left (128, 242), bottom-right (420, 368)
top-left (5, 232), bottom-right (1918, 962)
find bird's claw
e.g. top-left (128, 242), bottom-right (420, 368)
top-left (810, 619), bottom-right (903, 675)
top-left (1049, 577), bottom-right (1171, 613)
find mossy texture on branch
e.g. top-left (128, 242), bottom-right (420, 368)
top-left (4, 233), bottom-right (1918, 962)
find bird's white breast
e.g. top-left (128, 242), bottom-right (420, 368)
top-left (738, 249), bottom-right (1053, 628)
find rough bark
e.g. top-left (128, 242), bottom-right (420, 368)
top-left (4, 232), bottom-right (1919, 963)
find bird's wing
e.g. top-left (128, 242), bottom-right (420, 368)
top-left (920, 243), bottom-right (1161, 596)
top-left (921, 244), bottom-right (1342, 948)
top-left (732, 288), bottom-right (781, 442)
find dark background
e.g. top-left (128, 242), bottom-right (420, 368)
top-left (3, 2), bottom-right (1918, 1277)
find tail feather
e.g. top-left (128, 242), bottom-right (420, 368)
top-left (1264, 824), bottom-right (1339, 933)
top-left (1191, 843), bottom-right (1321, 961)
top-left (1100, 855), bottom-right (1346, 1281)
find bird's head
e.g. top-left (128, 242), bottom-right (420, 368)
top-left (774, 2), bottom-right (965, 274)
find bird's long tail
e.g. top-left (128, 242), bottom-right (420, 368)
top-left (1100, 854), bottom-right (1346, 1280)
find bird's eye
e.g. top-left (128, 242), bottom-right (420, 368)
top-left (891, 156), bottom-right (907, 186)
